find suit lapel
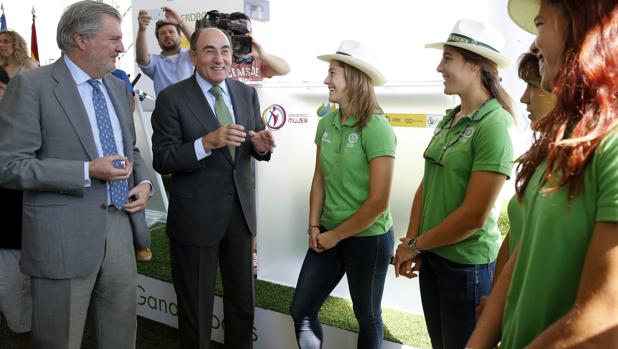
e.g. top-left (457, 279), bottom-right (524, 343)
top-left (227, 79), bottom-right (248, 163)
top-left (51, 59), bottom-right (98, 160)
top-left (187, 76), bottom-right (234, 164)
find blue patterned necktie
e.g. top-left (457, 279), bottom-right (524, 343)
top-left (87, 79), bottom-right (129, 209)
top-left (208, 85), bottom-right (235, 160)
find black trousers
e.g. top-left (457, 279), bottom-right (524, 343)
top-left (170, 195), bottom-right (255, 349)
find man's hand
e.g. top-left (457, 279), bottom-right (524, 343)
top-left (89, 155), bottom-right (132, 181)
top-left (124, 182), bottom-right (151, 213)
top-left (248, 130), bottom-right (275, 153)
top-left (137, 10), bottom-right (152, 32)
top-left (202, 124), bottom-right (246, 151)
top-left (162, 6), bottom-right (183, 25)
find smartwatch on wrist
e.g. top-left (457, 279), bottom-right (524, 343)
top-left (407, 237), bottom-right (422, 255)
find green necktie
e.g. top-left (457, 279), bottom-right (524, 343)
top-left (208, 85), bottom-right (235, 159)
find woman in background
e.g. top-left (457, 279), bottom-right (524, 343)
top-left (393, 19), bottom-right (515, 349)
top-left (468, 0), bottom-right (618, 347)
top-left (289, 40), bottom-right (396, 349)
top-left (0, 30), bottom-right (37, 77)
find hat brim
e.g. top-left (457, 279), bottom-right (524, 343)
top-left (508, 0), bottom-right (540, 35)
top-left (425, 42), bottom-right (512, 69)
top-left (317, 54), bottom-right (385, 86)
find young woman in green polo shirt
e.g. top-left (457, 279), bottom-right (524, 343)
top-left (467, 0), bottom-right (618, 348)
top-left (289, 40), bottom-right (396, 349)
top-left (476, 50), bottom-right (557, 319)
top-left (392, 19), bottom-right (515, 349)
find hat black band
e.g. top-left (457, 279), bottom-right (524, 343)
top-left (335, 51), bottom-right (351, 56)
top-left (446, 33), bottom-right (499, 53)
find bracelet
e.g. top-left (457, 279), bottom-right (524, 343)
top-left (307, 224), bottom-right (320, 234)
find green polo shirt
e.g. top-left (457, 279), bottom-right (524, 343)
top-left (315, 109), bottom-right (396, 237)
top-left (420, 99), bottom-right (514, 264)
top-left (506, 195), bottom-right (524, 255)
top-left (501, 131), bottom-right (618, 349)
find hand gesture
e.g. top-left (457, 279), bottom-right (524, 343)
top-left (202, 124), bottom-right (246, 150)
top-left (137, 10), bottom-right (152, 32)
top-left (308, 227), bottom-right (323, 253)
top-left (248, 129), bottom-right (275, 153)
top-left (124, 182), bottom-right (151, 213)
top-left (162, 6), bottom-right (183, 25)
top-left (315, 230), bottom-right (342, 251)
top-left (89, 155), bottom-right (132, 181)
top-left (393, 237), bottom-right (421, 278)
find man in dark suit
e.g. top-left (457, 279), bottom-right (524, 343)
top-left (151, 27), bottom-right (275, 349)
top-left (0, 1), bottom-right (151, 348)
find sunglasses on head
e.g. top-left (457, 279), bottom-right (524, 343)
top-left (233, 55), bottom-right (254, 64)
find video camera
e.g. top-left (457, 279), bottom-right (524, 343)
top-left (195, 10), bottom-right (253, 55)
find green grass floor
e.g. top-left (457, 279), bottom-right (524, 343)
top-left (142, 223), bottom-right (432, 348)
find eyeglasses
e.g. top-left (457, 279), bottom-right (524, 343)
top-left (422, 118), bottom-right (472, 167)
top-left (233, 55), bottom-right (254, 64)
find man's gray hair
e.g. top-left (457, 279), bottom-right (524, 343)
top-left (57, 0), bottom-right (121, 52)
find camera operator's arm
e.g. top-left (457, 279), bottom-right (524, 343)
top-left (163, 6), bottom-right (195, 41)
top-left (136, 10), bottom-right (151, 65)
top-left (252, 38), bottom-right (290, 78)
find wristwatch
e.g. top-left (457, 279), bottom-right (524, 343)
top-left (407, 237), bottom-right (422, 255)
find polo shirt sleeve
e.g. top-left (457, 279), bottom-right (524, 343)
top-left (595, 132), bottom-right (618, 222)
top-left (138, 53), bottom-right (157, 79)
top-left (314, 117), bottom-right (327, 146)
top-left (471, 113), bottom-right (514, 177)
top-left (362, 115), bottom-right (397, 160)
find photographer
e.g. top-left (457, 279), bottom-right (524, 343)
top-left (135, 6), bottom-right (195, 95)
top-left (189, 10), bottom-right (290, 82)
top-left (226, 12), bottom-right (290, 81)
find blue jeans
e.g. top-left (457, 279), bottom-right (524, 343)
top-left (419, 252), bottom-right (495, 349)
top-left (289, 228), bottom-right (394, 349)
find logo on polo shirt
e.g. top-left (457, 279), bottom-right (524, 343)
top-left (347, 133), bottom-right (359, 148)
top-left (462, 126), bottom-right (475, 139)
top-left (322, 131), bottom-right (331, 144)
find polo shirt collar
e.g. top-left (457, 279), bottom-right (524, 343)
top-left (443, 98), bottom-right (501, 124)
top-left (331, 108), bottom-right (358, 129)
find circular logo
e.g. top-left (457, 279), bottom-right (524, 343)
top-left (348, 133), bottom-right (359, 144)
top-left (462, 126), bottom-right (475, 138)
top-left (261, 104), bottom-right (287, 130)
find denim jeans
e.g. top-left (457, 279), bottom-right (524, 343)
top-left (289, 228), bottom-right (394, 349)
top-left (419, 251), bottom-right (495, 349)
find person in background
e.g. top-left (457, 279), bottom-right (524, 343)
top-left (151, 27), bottom-right (275, 349)
top-left (393, 19), bottom-right (515, 349)
top-left (136, 6), bottom-right (194, 96)
top-left (0, 1), bottom-right (152, 347)
top-left (476, 50), bottom-right (557, 319)
top-left (226, 11), bottom-right (290, 82)
top-left (467, 0), bottom-right (618, 348)
top-left (111, 67), bottom-right (152, 262)
top-left (0, 65), bottom-right (30, 349)
top-left (0, 30), bottom-right (38, 77)
top-left (289, 40), bottom-right (396, 349)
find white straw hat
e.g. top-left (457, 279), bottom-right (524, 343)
top-left (508, 0), bottom-right (541, 35)
top-left (425, 19), bottom-right (511, 69)
top-left (318, 40), bottom-right (385, 86)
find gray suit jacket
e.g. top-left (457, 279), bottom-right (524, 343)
top-left (0, 58), bottom-right (151, 279)
top-left (151, 76), bottom-right (270, 247)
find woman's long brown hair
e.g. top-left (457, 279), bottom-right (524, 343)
top-left (335, 60), bottom-right (383, 130)
top-left (515, 0), bottom-right (618, 199)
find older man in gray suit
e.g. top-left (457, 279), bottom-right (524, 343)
top-left (0, 1), bottom-right (151, 348)
top-left (151, 27), bottom-right (275, 349)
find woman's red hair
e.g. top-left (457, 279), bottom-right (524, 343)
top-left (515, 0), bottom-right (618, 199)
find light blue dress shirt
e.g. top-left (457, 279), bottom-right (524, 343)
top-left (138, 49), bottom-right (194, 96)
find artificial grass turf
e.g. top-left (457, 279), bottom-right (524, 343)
top-left (139, 222), bottom-right (432, 348)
